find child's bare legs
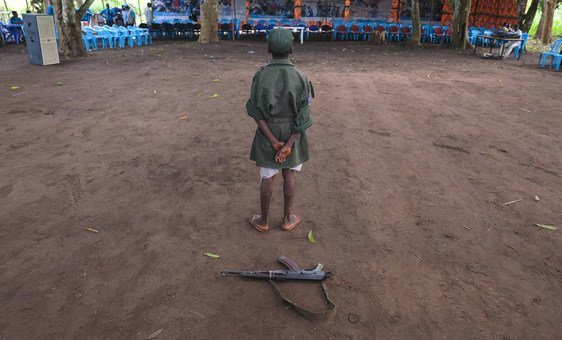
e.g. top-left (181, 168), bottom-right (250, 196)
top-left (259, 176), bottom-right (274, 225)
top-left (249, 176), bottom-right (274, 231)
top-left (249, 170), bottom-right (301, 231)
top-left (281, 169), bottom-right (301, 230)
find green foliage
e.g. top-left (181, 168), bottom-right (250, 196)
top-left (30, 0), bottom-right (44, 12)
top-left (529, 6), bottom-right (562, 36)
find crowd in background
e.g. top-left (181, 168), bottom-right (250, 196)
top-left (42, 1), bottom-right (155, 27)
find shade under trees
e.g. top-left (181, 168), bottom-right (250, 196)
top-left (451, 0), bottom-right (472, 48)
top-left (535, 0), bottom-right (558, 44)
top-left (52, 0), bottom-right (94, 58)
top-left (199, 0), bottom-right (220, 43)
top-left (408, 0), bottom-right (421, 46)
top-left (519, 0), bottom-right (540, 31)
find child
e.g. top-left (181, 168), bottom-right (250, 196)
top-left (246, 28), bottom-right (314, 232)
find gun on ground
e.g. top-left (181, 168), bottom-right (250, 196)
top-left (220, 255), bottom-right (336, 320)
top-left (220, 255), bottom-right (331, 281)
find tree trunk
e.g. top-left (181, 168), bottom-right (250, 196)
top-left (199, 0), bottom-right (219, 43)
top-left (539, 0), bottom-right (556, 44)
top-left (451, 0), bottom-right (471, 48)
top-left (53, 0), bottom-right (95, 58)
top-left (520, 0), bottom-right (540, 31)
top-left (408, 0), bottom-right (421, 46)
top-left (535, 4), bottom-right (545, 38)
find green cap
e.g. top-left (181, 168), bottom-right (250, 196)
top-left (267, 28), bottom-right (293, 53)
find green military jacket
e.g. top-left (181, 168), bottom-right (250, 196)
top-left (246, 58), bottom-right (313, 169)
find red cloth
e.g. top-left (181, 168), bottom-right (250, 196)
top-left (469, 0), bottom-right (519, 28)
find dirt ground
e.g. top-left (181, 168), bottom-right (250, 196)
top-left (0, 40), bottom-right (561, 339)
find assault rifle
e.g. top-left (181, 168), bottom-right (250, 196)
top-left (220, 256), bottom-right (336, 320)
top-left (220, 255), bottom-right (330, 281)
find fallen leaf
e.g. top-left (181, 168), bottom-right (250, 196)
top-left (83, 227), bottom-right (99, 233)
top-left (10, 86), bottom-right (20, 90)
top-left (213, 79), bottom-right (220, 82)
top-left (56, 81), bottom-right (63, 86)
top-left (307, 231), bottom-right (316, 244)
top-left (147, 328), bottom-right (163, 339)
top-left (534, 224), bottom-right (558, 231)
top-left (518, 107), bottom-right (531, 113)
top-left (348, 313), bottom-right (359, 323)
top-left (178, 116), bottom-right (188, 120)
top-left (205, 252), bottom-right (220, 259)
top-left (209, 94), bottom-right (219, 98)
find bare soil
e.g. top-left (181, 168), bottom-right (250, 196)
top-left (0, 40), bottom-right (561, 339)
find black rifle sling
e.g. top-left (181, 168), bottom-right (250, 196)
top-left (268, 280), bottom-right (336, 320)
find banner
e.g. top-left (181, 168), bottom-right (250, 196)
top-left (153, 0), bottom-right (393, 22)
top-left (469, 0), bottom-right (518, 27)
top-left (440, 0), bottom-right (452, 26)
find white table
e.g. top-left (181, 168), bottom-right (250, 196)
top-left (285, 26), bottom-right (305, 44)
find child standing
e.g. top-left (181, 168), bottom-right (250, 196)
top-left (246, 28), bottom-right (314, 232)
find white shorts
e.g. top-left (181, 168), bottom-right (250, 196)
top-left (260, 164), bottom-right (302, 179)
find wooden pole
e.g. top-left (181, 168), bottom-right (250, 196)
top-left (137, 0), bottom-right (142, 23)
top-left (232, 0), bottom-right (236, 40)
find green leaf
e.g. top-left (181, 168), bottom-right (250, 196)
top-left (147, 328), bottom-right (164, 339)
top-left (204, 252), bottom-right (220, 259)
top-left (10, 86), bottom-right (20, 90)
top-left (209, 93), bottom-right (219, 98)
top-left (307, 231), bottom-right (316, 244)
top-left (535, 224), bottom-right (558, 231)
top-left (213, 79), bottom-right (221, 82)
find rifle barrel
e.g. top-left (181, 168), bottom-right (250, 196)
top-left (221, 269), bottom-right (329, 281)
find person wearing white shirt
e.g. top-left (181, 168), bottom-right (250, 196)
top-left (501, 24), bottom-right (523, 59)
top-left (145, 3), bottom-right (154, 25)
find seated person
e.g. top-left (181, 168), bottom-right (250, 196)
top-left (501, 24), bottom-right (523, 59)
top-left (500, 21), bottom-right (509, 32)
top-left (114, 12), bottom-right (125, 26)
top-left (9, 11), bottom-right (24, 24)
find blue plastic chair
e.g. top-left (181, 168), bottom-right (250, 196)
top-left (92, 27), bottom-right (111, 48)
top-left (117, 26), bottom-right (133, 48)
top-left (219, 22), bottom-right (235, 40)
top-left (335, 24), bottom-right (349, 41)
top-left (513, 33), bottom-right (529, 60)
top-left (128, 26), bottom-right (143, 46)
top-left (308, 24), bottom-right (320, 40)
top-left (481, 30), bottom-right (493, 47)
top-left (469, 29), bottom-right (480, 46)
top-left (539, 39), bottom-right (562, 68)
top-left (421, 24), bottom-right (430, 43)
top-left (0, 22), bottom-right (7, 45)
top-left (140, 27), bottom-right (152, 45)
top-left (82, 28), bottom-right (98, 50)
top-left (552, 53), bottom-right (562, 71)
top-left (253, 23), bottom-right (266, 35)
top-left (362, 25), bottom-right (373, 41)
top-left (387, 25), bottom-right (400, 42)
